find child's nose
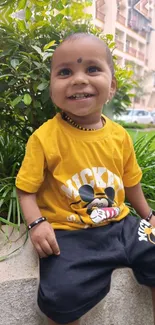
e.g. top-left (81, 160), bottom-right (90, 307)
top-left (71, 73), bottom-right (89, 85)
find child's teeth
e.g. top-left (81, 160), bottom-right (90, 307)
top-left (70, 93), bottom-right (93, 99)
top-left (73, 94), bottom-right (90, 98)
top-left (76, 94), bottom-right (85, 98)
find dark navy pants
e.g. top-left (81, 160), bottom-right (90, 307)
top-left (38, 216), bottom-right (155, 323)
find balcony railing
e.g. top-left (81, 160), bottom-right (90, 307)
top-left (96, 10), bottom-right (105, 22)
top-left (116, 39), bottom-right (124, 51)
top-left (96, 0), bottom-right (105, 23)
top-left (127, 23), bottom-right (147, 39)
top-left (127, 46), bottom-right (137, 57)
top-left (137, 51), bottom-right (145, 61)
top-left (139, 30), bottom-right (147, 38)
top-left (117, 13), bottom-right (126, 25)
top-left (125, 46), bottom-right (145, 61)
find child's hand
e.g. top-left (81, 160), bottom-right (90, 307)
top-left (149, 215), bottom-right (155, 227)
top-left (29, 221), bottom-right (60, 258)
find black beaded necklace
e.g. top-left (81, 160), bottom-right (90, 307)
top-left (61, 112), bottom-right (104, 131)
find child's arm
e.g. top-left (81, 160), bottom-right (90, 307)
top-left (17, 189), bottom-right (60, 258)
top-left (125, 183), bottom-right (155, 226)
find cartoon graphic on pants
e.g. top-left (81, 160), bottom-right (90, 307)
top-left (138, 219), bottom-right (155, 245)
top-left (145, 227), bottom-right (155, 244)
top-left (70, 184), bottom-right (120, 224)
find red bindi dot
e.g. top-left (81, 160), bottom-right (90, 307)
top-left (77, 57), bottom-right (82, 63)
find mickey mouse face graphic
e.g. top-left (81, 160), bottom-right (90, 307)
top-left (70, 185), bottom-right (120, 224)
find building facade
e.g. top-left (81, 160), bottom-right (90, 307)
top-left (87, 0), bottom-right (155, 110)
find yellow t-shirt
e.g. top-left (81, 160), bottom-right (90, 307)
top-left (16, 113), bottom-right (142, 230)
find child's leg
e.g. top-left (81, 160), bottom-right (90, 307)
top-left (121, 216), bottom-right (155, 323)
top-left (151, 288), bottom-right (155, 324)
top-left (38, 228), bottom-right (114, 324)
top-left (48, 318), bottom-right (80, 325)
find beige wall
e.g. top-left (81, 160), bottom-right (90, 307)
top-left (87, 0), bottom-right (155, 110)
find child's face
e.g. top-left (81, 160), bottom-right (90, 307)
top-left (50, 38), bottom-right (116, 117)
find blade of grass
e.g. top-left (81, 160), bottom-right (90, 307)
top-left (0, 229), bottom-right (28, 261)
top-left (0, 217), bottom-right (18, 228)
top-left (16, 196), bottom-right (22, 229)
top-left (0, 187), bottom-right (11, 207)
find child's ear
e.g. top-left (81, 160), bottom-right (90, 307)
top-left (109, 77), bottom-right (117, 100)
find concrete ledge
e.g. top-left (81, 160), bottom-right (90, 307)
top-left (0, 225), bottom-right (154, 325)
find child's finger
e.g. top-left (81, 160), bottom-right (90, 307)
top-left (41, 240), bottom-right (54, 255)
top-left (35, 243), bottom-right (49, 258)
top-left (48, 233), bottom-right (60, 255)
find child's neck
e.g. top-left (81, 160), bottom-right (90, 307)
top-left (61, 112), bottom-right (105, 130)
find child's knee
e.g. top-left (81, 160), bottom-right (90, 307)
top-left (38, 279), bottom-right (85, 323)
top-left (38, 282), bottom-right (79, 314)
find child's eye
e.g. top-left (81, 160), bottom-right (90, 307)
top-left (58, 68), bottom-right (71, 76)
top-left (87, 66), bottom-right (101, 73)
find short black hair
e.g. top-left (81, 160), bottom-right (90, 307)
top-left (52, 32), bottom-right (115, 77)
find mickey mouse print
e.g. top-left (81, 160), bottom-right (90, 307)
top-left (61, 167), bottom-right (125, 227)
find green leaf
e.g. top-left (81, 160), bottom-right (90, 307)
top-left (25, 7), bottom-right (32, 20)
top-left (108, 42), bottom-right (116, 49)
top-left (41, 87), bottom-right (50, 103)
top-left (23, 94), bottom-right (32, 105)
top-left (8, 79), bottom-right (17, 86)
top-left (7, 197), bottom-right (13, 221)
top-left (61, 0), bottom-right (70, 4)
top-left (11, 96), bottom-right (23, 107)
top-left (0, 217), bottom-right (18, 228)
top-left (53, 0), bottom-right (64, 10)
top-left (33, 100), bottom-right (41, 108)
top-left (43, 40), bottom-right (56, 51)
top-left (34, 0), bottom-right (49, 6)
top-left (33, 61), bottom-right (42, 68)
top-left (17, 0), bottom-right (27, 10)
top-left (106, 34), bottom-right (114, 41)
top-left (37, 82), bottom-right (49, 91)
top-left (42, 52), bottom-right (53, 61)
top-left (30, 21), bottom-right (48, 31)
top-left (31, 45), bottom-right (43, 56)
top-left (10, 59), bottom-right (19, 69)
top-left (0, 0), bottom-right (13, 5)
top-left (17, 20), bottom-right (26, 32)
top-left (0, 187), bottom-right (11, 208)
top-left (32, 82), bottom-right (39, 92)
top-left (0, 74), bottom-right (13, 79)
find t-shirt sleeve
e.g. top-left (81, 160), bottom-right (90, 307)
top-left (16, 133), bottom-right (47, 193)
top-left (122, 132), bottom-right (142, 187)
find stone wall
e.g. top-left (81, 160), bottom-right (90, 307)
top-left (0, 225), bottom-right (154, 325)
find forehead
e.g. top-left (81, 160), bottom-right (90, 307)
top-left (52, 38), bottom-right (108, 67)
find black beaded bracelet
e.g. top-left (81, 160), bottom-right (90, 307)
top-left (27, 217), bottom-right (47, 231)
top-left (145, 209), bottom-right (154, 222)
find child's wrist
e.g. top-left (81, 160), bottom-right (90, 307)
top-left (145, 209), bottom-right (155, 222)
top-left (27, 217), bottom-right (47, 231)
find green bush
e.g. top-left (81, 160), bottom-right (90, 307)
top-left (134, 135), bottom-right (155, 206)
top-left (0, 131), bottom-right (25, 224)
top-left (105, 67), bottom-right (136, 117)
top-left (0, 0), bottom-right (137, 141)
